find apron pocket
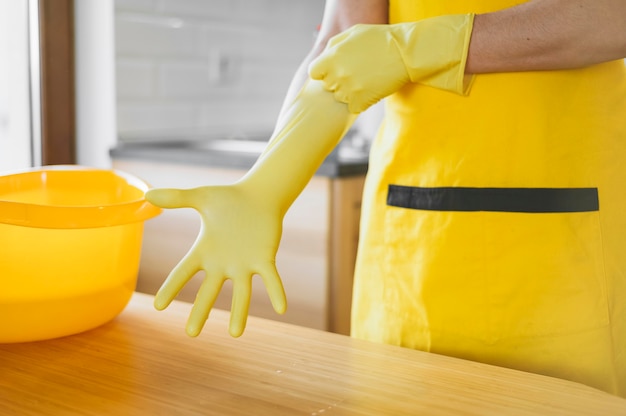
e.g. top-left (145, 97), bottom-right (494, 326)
top-left (382, 185), bottom-right (609, 343)
top-left (387, 185), bottom-right (599, 213)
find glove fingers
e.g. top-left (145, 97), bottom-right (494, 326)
top-left (257, 265), bottom-right (287, 315)
top-left (308, 57), bottom-right (327, 81)
top-left (186, 274), bottom-right (226, 337)
top-left (229, 277), bottom-right (252, 338)
top-left (154, 256), bottom-right (201, 310)
top-left (308, 30), bottom-right (348, 81)
top-left (309, 62), bottom-right (362, 113)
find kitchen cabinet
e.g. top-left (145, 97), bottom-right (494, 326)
top-left (113, 154), bottom-right (365, 334)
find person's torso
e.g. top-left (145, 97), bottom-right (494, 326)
top-left (352, 0), bottom-right (626, 395)
top-left (381, 0), bottom-right (626, 191)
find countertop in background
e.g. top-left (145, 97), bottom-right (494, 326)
top-left (110, 136), bottom-right (369, 178)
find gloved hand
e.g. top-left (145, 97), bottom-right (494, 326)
top-left (146, 80), bottom-right (357, 337)
top-left (309, 14), bottom-right (475, 113)
top-left (145, 184), bottom-right (286, 338)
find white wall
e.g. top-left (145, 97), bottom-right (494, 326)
top-left (75, 0), bottom-right (118, 168)
top-left (74, 0), bottom-right (378, 167)
top-left (114, 0), bottom-right (325, 142)
top-left (0, 0), bottom-right (33, 171)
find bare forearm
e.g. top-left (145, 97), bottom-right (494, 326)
top-left (467, 0), bottom-right (626, 73)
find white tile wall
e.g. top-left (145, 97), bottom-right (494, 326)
top-left (115, 0), bottom-right (324, 141)
top-left (115, 15), bottom-right (197, 58)
top-left (117, 102), bottom-right (198, 137)
top-left (116, 59), bottom-right (154, 99)
top-left (116, 0), bottom-right (156, 12)
top-left (158, 0), bottom-right (234, 19)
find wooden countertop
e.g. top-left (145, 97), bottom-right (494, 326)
top-left (1, 292), bottom-right (625, 415)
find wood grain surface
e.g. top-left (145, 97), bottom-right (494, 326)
top-left (1, 292), bottom-right (625, 415)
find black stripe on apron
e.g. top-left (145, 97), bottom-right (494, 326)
top-left (387, 185), bottom-right (599, 213)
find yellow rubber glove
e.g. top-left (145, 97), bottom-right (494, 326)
top-left (146, 80), bottom-right (357, 337)
top-left (309, 14), bottom-right (475, 114)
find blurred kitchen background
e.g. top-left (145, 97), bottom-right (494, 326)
top-left (113, 0), bottom-right (382, 156)
top-left (116, 0), bottom-right (321, 142)
top-left (0, 0), bottom-right (383, 335)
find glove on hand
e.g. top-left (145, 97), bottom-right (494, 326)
top-left (309, 14), bottom-right (475, 113)
top-left (146, 80), bottom-right (357, 337)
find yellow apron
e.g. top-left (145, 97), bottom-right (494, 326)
top-left (351, 0), bottom-right (626, 396)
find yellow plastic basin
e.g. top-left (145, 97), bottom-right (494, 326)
top-left (0, 165), bottom-right (161, 343)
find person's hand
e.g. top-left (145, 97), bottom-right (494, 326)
top-left (146, 184), bottom-right (287, 338)
top-left (309, 23), bottom-right (411, 113)
top-left (309, 14), bottom-right (475, 113)
top-left (147, 80), bottom-right (356, 338)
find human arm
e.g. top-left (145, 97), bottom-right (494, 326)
top-left (144, 1), bottom-right (385, 338)
top-left (146, 82), bottom-right (356, 337)
top-left (467, 0), bottom-right (626, 73)
top-left (310, 0), bottom-right (626, 113)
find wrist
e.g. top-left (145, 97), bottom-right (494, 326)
top-left (398, 13), bottom-right (475, 95)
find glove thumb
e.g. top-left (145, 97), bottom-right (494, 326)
top-left (145, 188), bottom-right (201, 209)
top-left (308, 57), bottom-right (326, 82)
